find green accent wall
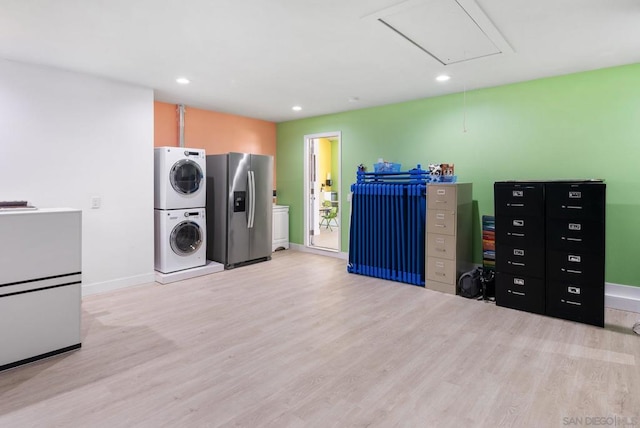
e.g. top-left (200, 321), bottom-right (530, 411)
top-left (276, 63), bottom-right (640, 287)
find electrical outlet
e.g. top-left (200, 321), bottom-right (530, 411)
top-left (91, 196), bottom-right (101, 209)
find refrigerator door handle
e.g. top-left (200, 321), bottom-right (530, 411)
top-left (248, 170), bottom-right (256, 228)
top-left (251, 170), bottom-right (256, 228)
top-left (246, 170), bottom-right (252, 228)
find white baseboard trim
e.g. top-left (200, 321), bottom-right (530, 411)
top-left (289, 243), bottom-right (349, 260)
top-left (82, 272), bottom-right (156, 297)
top-left (606, 282), bottom-right (640, 313)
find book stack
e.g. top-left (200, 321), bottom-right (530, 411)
top-left (482, 215), bottom-right (495, 269)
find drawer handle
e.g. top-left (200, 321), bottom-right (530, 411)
top-left (510, 291), bottom-right (526, 296)
top-left (436, 272), bottom-right (446, 277)
top-left (562, 299), bottom-right (582, 306)
top-left (436, 248), bottom-right (446, 252)
top-left (510, 261), bottom-right (525, 266)
top-left (435, 224), bottom-right (446, 228)
top-left (435, 200), bottom-right (447, 204)
top-left (562, 205), bottom-right (583, 210)
top-left (565, 237), bottom-right (583, 242)
top-left (435, 262), bottom-right (445, 268)
top-left (509, 232), bottom-right (525, 237)
top-left (437, 189), bottom-right (446, 195)
top-left (562, 268), bottom-right (583, 274)
top-left (507, 203), bottom-right (525, 207)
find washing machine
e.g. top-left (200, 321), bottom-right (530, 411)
top-left (154, 208), bottom-right (207, 273)
top-left (154, 147), bottom-right (206, 209)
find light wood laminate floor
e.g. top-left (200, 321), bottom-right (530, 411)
top-left (313, 226), bottom-right (339, 251)
top-left (1, 251), bottom-right (639, 427)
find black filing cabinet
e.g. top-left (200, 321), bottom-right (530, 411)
top-left (545, 182), bottom-right (606, 327)
top-left (494, 180), bottom-right (606, 327)
top-left (494, 182), bottom-right (546, 315)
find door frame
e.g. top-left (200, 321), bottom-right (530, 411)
top-left (303, 131), bottom-right (342, 251)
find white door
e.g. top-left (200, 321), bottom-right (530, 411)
top-left (309, 138), bottom-right (320, 241)
top-left (303, 132), bottom-right (341, 252)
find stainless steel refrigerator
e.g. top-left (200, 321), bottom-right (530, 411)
top-left (206, 153), bottom-right (273, 268)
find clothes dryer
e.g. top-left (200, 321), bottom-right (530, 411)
top-left (154, 147), bottom-right (206, 209)
top-left (154, 208), bottom-right (206, 273)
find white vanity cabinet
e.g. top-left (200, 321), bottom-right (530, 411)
top-left (272, 205), bottom-right (289, 251)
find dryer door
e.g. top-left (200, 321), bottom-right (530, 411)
top-left (170, 220), bottom-right (203, 256)
top-left (170, 159), bottom-right (204, 195)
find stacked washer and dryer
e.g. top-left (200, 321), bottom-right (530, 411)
top-left (154, 147), bottom-right (207, 274)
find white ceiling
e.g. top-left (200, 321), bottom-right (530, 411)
top-left (1, 0), bottom-right (639, 122)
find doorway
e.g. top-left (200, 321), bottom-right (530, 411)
top-left (304, 132), bottom-right (341, 252)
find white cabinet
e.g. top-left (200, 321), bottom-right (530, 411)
top-left (0, 208), bottom-right (82, 371)
top-left (272, 205), bottom-right (289, 251)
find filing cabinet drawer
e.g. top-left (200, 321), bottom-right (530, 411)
top-left (427, 210), bottom-right (456, 236)
top-left (546, 218), bottom-right (604, 254)
top-left (546, 182), bottom-right (605, 220)
top-left (496, 215), bottom-right (545, 247)
top-left (427, 185), bottom-right (457, 210)
top-left (495, 272), bottom-right (545, 315)
top-left (495, 183), bottom-right (544, 217)
top-left (426, 257), bottom-right (456, 285)
top-left (546, 250), bottom-right (605, 284)
top-left (546, 281), bottom-right (604, 327)
top-left (495, 244), bottom-right (545, 277)
top-left (426, 233), bottom-right (456, 261)
top-left (425, 279), bottom-right (456, 295)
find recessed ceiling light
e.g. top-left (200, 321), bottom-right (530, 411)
top-left (436, 75), bottom-right (450, 82)
top-left (176, 77), bottom-right (190, 85)
top-left (292, 106), bottom-right (302, 111)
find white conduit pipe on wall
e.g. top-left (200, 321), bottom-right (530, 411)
top-left (178, 104), bottom-right (186, 148)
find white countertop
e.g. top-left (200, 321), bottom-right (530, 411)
top-left (0, 207), bottom-right (81, 216)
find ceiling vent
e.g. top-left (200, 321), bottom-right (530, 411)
top-left (364, 0), bottom-right (513, 65)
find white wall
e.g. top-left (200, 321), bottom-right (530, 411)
top-left (0, 59), bottom-right (155, 294)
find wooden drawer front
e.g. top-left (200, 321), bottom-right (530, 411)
top-left (427, 210), bottom-right (456, 236)
top-left (546, 182), bottom-right (605, 220)
top-left (496, 215), bottom-right (544, 247)
top-left (426, 257), bottom-right (456, 284)
top-left (546, 218), bottom-right (604, 254)
top-left (495, 182), bottom-right (544, 217)
top-left (426, 233), bottom-right (456, 261)
top-left (427, 185), bottom-right (457, 210)
top-left (546, 250), bottom-right (605, 285)
top-left (495, 272), bottom-right (545, 315)
top-left (495, 243), bottom-right (545, 278)
top-left (546, 281), bottom-right (604, 327)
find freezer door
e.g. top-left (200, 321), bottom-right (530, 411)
top-left (227, 153), bottom-right (252, 265)
top-left (249, 154), bottom-right (273, 261)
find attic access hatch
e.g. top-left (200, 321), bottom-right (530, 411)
top-left (364, 0), bottom-right (513, 65)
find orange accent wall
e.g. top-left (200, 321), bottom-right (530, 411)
top-left (154, 101), bottom-right (278, 180)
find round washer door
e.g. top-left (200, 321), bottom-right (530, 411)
top-left (169, 159), bottom-right (204, 195)
top-left (170, 220), bottom-right (203, 256)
